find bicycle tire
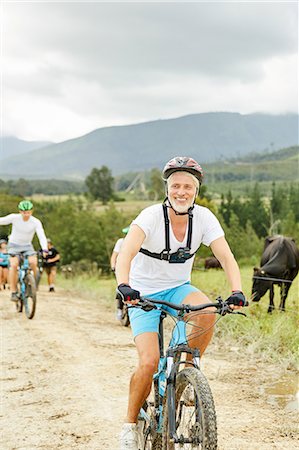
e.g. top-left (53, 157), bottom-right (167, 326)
top-left (15, 282), bottom-right (23, 313)
top-left (16, 297), bottom-right (23, 313)
top-left (121, 304), bottom-right (130, 327)
top-left (137, 400), bottom-right (162, 450)
top-left (24, 272), bottom-right (37, 319)
top-left (35, 268), bottom-right (42, 289)
top-left (162, 367), bottom-right (217, 450)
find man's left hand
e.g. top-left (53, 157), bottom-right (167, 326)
top-left (226, 290), bottom-right (247, 309)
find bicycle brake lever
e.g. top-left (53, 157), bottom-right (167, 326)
top-left (137, 299), bottom-right (157, 312)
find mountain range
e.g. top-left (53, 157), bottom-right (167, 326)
top-left (0, 136), bottom-right (52, 161)
top-left (0, 112), bottom-right (298, 180)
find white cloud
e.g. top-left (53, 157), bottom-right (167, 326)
top-left (2, 1), bottom-right (298, 141)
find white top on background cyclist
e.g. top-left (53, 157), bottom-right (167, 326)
top-left (113, 238), bottom-right (124, 254)
top-left (0, 213), bottom-right (47, 251)
top-left (0, 200), bottom-right (48, 302)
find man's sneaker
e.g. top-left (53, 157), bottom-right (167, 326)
top-left (49, 287), bottom-right (55, 292)
top-left (10, 292), bottom-right (18, 302)
top-left (120, 423), bottom-right (138, 450)
top-left (116, 308), bottom-right (123, 321)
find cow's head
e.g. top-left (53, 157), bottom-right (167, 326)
top-left (251, 267), bottom-right (272, 302)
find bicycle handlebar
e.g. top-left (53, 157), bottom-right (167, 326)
top-left (136, 296), bottom-right (248, 316)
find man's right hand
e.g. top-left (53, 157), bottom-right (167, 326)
top-left (117, 283), bottom-right (140, 304)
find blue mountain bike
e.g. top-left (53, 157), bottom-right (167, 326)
top-left (15, 253), bottom-right (37, 319)
top-left (135, 296), bottom-right (247, 450)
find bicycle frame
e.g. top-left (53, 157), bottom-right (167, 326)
top-left (13, 252), bottom-right (37, 319)
top-left (139, 308), bottom-right (202, 443)
top-left (136, 296), bottom-right (247, 447)
top-left (18, 253), bottom-right (30, 299)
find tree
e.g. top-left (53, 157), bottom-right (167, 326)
top-left (219, 190), bottom-right (233, 226)
top-left (289, 184), bottom-right (299, 222)
top-left (247, 183), bottom-right (270, 238)
top-left (85, 166), bottom-right (114, 204)
top-left (148, 168), bottom-right (165, 200)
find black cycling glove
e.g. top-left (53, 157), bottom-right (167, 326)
top-left (117, 283), bottom-right (140, 303)
top-left (226, 290), bottom-right (246, 307)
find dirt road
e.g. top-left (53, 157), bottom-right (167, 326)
top-left (1, 286), bottom-right (298, 449)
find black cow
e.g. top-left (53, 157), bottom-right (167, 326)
top-left (204, 256), bottom-right (222, 270)
top-left (252, 235), bottom-right (299, 313)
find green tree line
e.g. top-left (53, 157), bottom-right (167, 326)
top-left (0, 178), bottom-right (86, 196)
top-left (0, 180), bottom-right (298, 271)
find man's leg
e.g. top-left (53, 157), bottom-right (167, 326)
top-left (126, 331), bottom-right (160, 423)
top-left (48, 266), bottom-right (56, 291)
top-left (47, 268), bottom-right (51, 286)
top-left (9, 256), bottom-right (19, 300)
top-left (183, 291), bottom-right (216, 356)
top-left (28, 255), bottom-right (38, 279)
top-left (3, 267), bottom-right (8, 286)
top-left (120, 332), bottom-right (160, 450)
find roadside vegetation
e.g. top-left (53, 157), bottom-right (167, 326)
top-left (56, 267), bottom-right (299, 369)
top-left (0, 145), bottom-right (298, 369)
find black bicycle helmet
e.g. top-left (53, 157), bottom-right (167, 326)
top-left (162, 157), bottom-right (203, 184)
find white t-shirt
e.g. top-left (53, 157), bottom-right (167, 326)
top-left (0, 214), bottom-right (48, 250)
top-left (113, 238), bottom-right (124, 253)
top-left (130, 204), bottom-right (224, 295)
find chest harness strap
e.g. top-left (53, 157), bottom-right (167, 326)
top-left (139, 203), bottom-right (198, 264)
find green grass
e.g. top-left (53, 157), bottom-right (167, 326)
top-left (57, 267), bottom-right (299, 369)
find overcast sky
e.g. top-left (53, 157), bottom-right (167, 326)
top-left (2, 1), bottom-right (298, 142)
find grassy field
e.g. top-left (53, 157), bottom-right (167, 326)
top-left (57, 266), bottom-right (299, 369)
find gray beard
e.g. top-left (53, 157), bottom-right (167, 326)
top-left (171, 198), bottom-right (193, 213)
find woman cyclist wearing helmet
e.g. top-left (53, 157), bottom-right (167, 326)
top-left (0, 200), bottom-right (48, 301)
top-left (116, 156), bottom-right (246, 450)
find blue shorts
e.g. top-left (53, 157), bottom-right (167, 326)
top-left (7, 243), bottom-right (36, 257)
top-left (128, 282), bottom-right (199, 339)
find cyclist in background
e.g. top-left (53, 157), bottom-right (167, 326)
top-left (42, 238), bottom-right (60, 292)
top-left (0, 200), bottom-right (48, 301)
top-left (111, 227), bottom-right (130, 320)
top-left (0, 239), bottom-right (9, 290)
top-left (116, 157), bottom-right (246, 450)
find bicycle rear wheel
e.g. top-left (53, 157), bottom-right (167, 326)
top-left (35, 267), bottom-right (42, 289)
top-left (121, 304), bottom-right (130, 327)
top-left (24, 273), bottom-right (37, 319)
top-left (162, 367), bottom-right (217, 450)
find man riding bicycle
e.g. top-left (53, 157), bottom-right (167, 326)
top-left (0, 200), bottom-right (48, 301)
top-left (116, 157), bottom-right (246, 450)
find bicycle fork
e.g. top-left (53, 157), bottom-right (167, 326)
top-left (166, 345), bottom-right (200, 444)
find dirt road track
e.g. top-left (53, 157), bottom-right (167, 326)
top-left (1, 286), bottom-right (298, 449)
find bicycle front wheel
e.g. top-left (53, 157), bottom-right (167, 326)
top-left (24, 273), bottom-right (37, 319)
top-left (162, 367), bottom-right (217, 450)
top-left (15, 282), bottom-right (23, 313)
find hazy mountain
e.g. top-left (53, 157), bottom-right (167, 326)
top-left (0, 136), bottom-right (53, 161)
top-left (0, 112), bottom-right (298, 179)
